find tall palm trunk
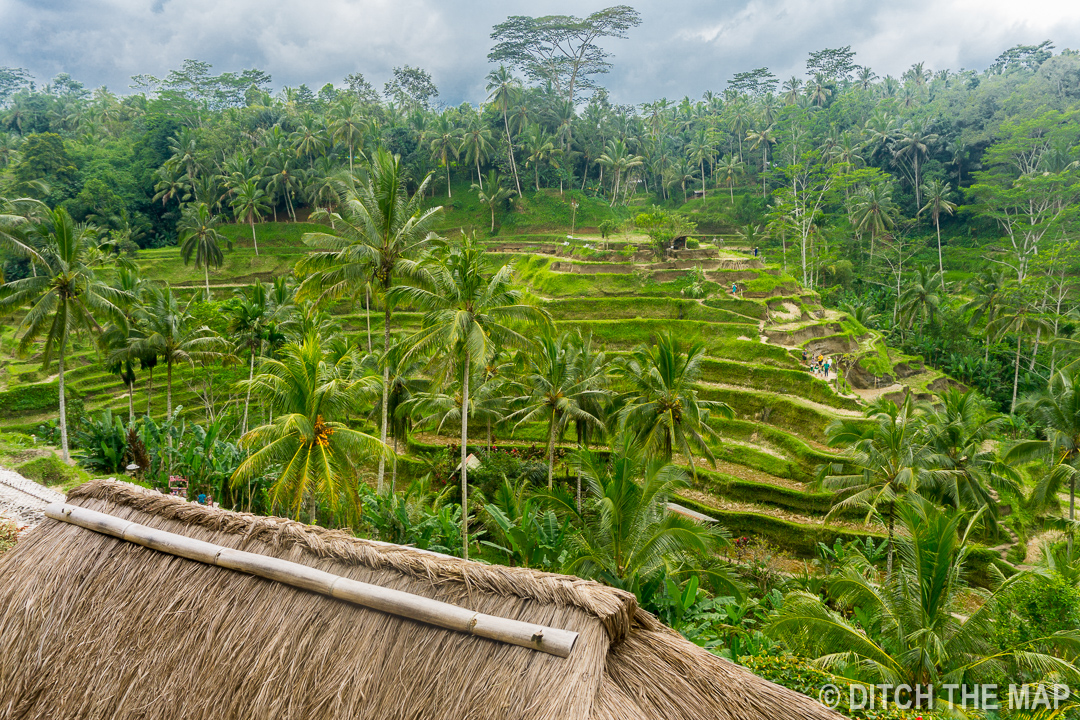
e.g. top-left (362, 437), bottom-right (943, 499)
top-left (446, 163), bottom-right (452, 198)
top-left (58, 337), bottom-right (70, 462)
top-left (392, 435), bottom-right (398, 494)
top-left (249, 217), bottom-right (260, 256)
top-left (146, 367), bottom-right (154, 416)
top-left (204, 264), bottom-right (211, 297)
top-left (503, 112), bottom-right (522, 196)
top-left (886, 505), bottom-right (895, 575)
top-left (1011, 333), bottom-right (1022, 413)
top-left (934, 214), bottom-right (944, 290)
top-left (364, 288), bottom-right (372, 354)
top-left (377, 301), bottom-right (391, 492)
top-left (127, 377), bottom-right (135, 425)
top-left (242, 348), bottom-right (256, 436)
top-left (547, 409), bottom-right (557, 489)
top-left (460, 350), bottom-right (471, 561)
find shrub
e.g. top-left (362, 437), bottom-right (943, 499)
top-left (16, 454), bottom-right (80, 487)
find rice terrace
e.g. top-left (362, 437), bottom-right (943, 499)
top-left (2, 4), bottom-right (1080, 718)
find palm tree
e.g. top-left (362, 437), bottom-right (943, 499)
top-left (261, 151), bottom-right (303, 222)
top-left (919, 179), bottom-right (956, 289)
top-left (563, 434), bottom-right (738, 596)
top-left (117, 286), bottom-right (228, 424)
top-left (178, 203), bottom-right (228, 295)
top-left (806, 73), bottom-right (833, 107)
top-left (746, 125), bottom-right (776, 198)
top-left (227, 281), bottom-right (272, 437)
top-left (460, 114), bottom-right (494, 188)
top-left (297, 149), bottom-right (441, 491)
top-left (427, 114), bottom-right (462, 198)
top-left (962, 268), bottom-right (1008, 362)
top-left (329, 100), bottom-right (368, 174)
top-left (768, 497), bottom-right (1080, 694)
top-left (471, 170), bottom-right (513, 232)
top-left (618, 332), bottom-right (733, 473)
top-left (485, 66), bottom-right (523, 197)
top-left (686, 126), bottom-right (716, 200)
top-left (987, 290), bottom-right (1053, 412)
top-left (715, 155), bottom-right (744, 203)
top-left (232, 332), bottom-right (386, 521)
top-left (230, 180), bottom-right (270, 256)
top-left (523, 124), bottom-right (557, 192)
top-left (920, 388), bottom-right (1019, 525)
top-left (850, 182), bottom-right (896, 263)
top-left (894, 121), bottom-right (939, 207)
top-left (1009, 369), bottom-right (1080, 553)
top-left (390, 235), bottom-right (550, 559)
top-left (822, 397), bottom-right (946, 573)
top-left (898, 265), bottom-right (944, 330)
top-left (0, 206), bottom-right (127, 461)
top-left (509, 330), bottom-right (609, 489)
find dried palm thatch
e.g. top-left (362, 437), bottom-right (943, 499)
top-left (0, 479), bottom-right (848, 720)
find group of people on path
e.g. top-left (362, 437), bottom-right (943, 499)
top-left (802, 349), bottom-right (833, 378)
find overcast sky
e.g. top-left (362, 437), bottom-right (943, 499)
top-left (3, 0), bottom-right (1080, 105)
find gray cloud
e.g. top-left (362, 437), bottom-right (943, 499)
top-left (1, 0), bottom-right (1078, 103)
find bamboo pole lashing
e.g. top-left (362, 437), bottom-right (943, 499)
top-left (44, 503), bottom-right (578, 658)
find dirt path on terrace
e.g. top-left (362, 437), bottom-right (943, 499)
top-left (680, 488), bottom-right (869, 531)
top-left (699, 380), bottom-right (864, 418)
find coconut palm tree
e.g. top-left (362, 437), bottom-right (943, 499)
top-left (485, 66), bottom-right (523, 196)
top-left (617, 332), bottom-right (733, 473)
top-left (297, 149), bottom-right (441, 492)
top-left (329, 100), bottom-right (368, 174)
top-left (850, 181), bottom-right (896, 263)
top-left (427, 114), bottom-right (462, 198)
top-left (822, 397), bottom-right (947, 574)
top-left (390, 235), bottom-right (550, 559)
top-left (715, 155), bottom-right (744, 203)
top-left (509, 330), bottom-right (609, 489)
top-left (767, 497), bottom-right (1080, 695)
top-left (920, 388), bottom-right (1019, 526)
top-left (230, 179), bottom-right (270, 256)
top-left (460, 113), bottom-right (494, 188)
top-left (0, 206), bottom-right (128, 461)
top-left (919, 179), bottom-right (956, 289)
top-left (986, 289), bottom-right (1053, 412)
top-left (686, 126), bottom-right (717, 200)
top-left (746, 125), bottom-right (776, 198)
top-left (232, 332), bottom-right (386, 521)
top-left (523, 124), bottom-right (557, 192)
top-left (1009, 369), bottom-right (1080, 553)
top-left (962, 268), bottom-right (1009, 362)
top-left (227, 281), bottom-right (273, 436)
top-left (894, 121), bottom-right (939, 207)
top-left (563, 433), bottom-right (739, 596)
top-left (117, 286), bottom-right (228, 424)
top-left (898, 265), bottom-right (944, 331)
top-left (471, 170), bottom-right (513, 232)
top-left (178, 203), bottom-right (229, 295)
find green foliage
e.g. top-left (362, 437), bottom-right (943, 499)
top-left (72, 409), bottom-right (127, 473)
top-left (0, 382), bottom-right (61, 416)
top-left (15, 454), bottom-right (81, 487)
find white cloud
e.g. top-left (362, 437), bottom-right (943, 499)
top-left (1, 0), bottom-right (1078, 103)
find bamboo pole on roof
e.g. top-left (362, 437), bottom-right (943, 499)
top-left (43, 502), bottom-right (579, 658)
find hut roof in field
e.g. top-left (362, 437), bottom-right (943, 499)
top-left (0, 479), bottom-right (846, 720)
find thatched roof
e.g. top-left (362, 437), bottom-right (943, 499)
top-left (0, 479), bottom-right (847, 720)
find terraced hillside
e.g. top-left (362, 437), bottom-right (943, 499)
top-left (0, 223), bottom-right (963, 558)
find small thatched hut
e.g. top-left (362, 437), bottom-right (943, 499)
top-left (0, 480), bottom-right (845, 720)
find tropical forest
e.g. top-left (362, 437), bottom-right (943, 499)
top-left (2, 8), bottom-right (1080, 717)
